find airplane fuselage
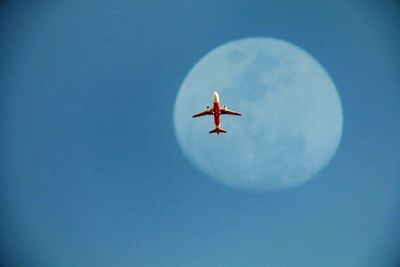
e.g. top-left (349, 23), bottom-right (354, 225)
top-left (213, 98), bottom-right (221, 129)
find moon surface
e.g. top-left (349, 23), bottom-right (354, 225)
top-left (174, 37), bottom-right (343, 191)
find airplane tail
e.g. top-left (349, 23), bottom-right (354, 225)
top-left (209, 127), bottom-right (227, 135)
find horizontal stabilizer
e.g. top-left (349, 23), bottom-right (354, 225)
top-left (209, 128), bottom-right (227, 134)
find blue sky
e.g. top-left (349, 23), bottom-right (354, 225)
top-left (0, 1), bottom-right (399, 266)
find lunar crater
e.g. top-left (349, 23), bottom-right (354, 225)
top-left (227, 49), bottom-right (246, 64)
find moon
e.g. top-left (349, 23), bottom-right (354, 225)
top-left (174, 37), bottom-right (343, 191)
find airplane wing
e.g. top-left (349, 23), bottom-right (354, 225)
top-left (192, 110), bottom-right (213, 118)
top-left (220, 108), bottom-right (242, 116)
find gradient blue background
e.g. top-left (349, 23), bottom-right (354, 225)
top-left (0, 1), bottom-right (399, 266)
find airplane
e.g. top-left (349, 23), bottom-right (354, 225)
top-left (192, 91), bottom-right (241, 134)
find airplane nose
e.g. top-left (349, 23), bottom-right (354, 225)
top-left (213, 91), bottom-right (220, 103)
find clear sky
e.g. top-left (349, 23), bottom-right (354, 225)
top-left (0, 1), bottom-right (399, 266)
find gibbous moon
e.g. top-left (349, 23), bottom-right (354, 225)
top-left (174, 37), bottom-right (343, 191)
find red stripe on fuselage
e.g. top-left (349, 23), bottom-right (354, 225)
top-left (213, 102), bottom-right (220, 128)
